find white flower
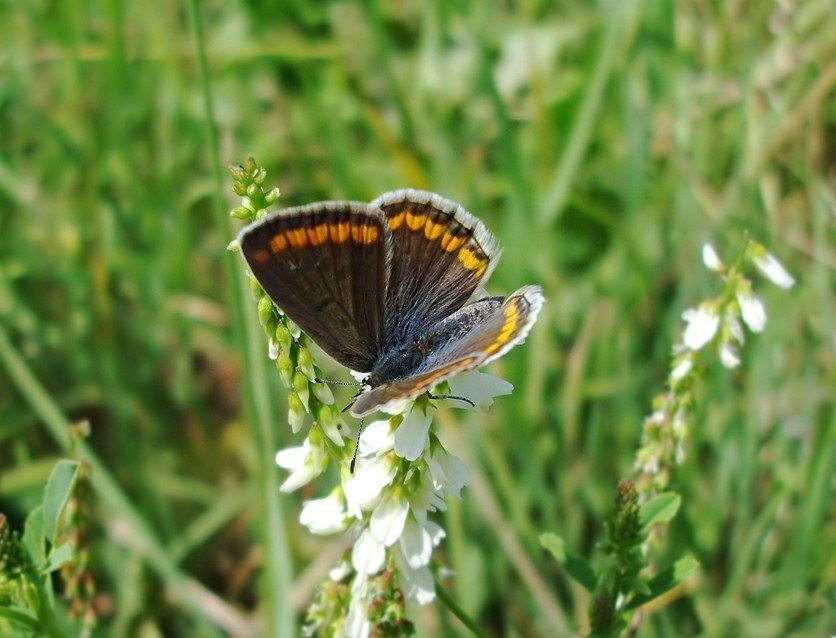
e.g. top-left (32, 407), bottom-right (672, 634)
top-left (719, 341), bottom-right (741, 368)
top-left (737, 289), bottom-right (766, 333)
top-left (352, 529), bottom-right (386, 575)
top-left (702, 243), bottom-right (724, 272)
top-left (427, 449), bottom-right (470, 498)
top-left (394, 410), bottom-right (433, 461)
top-left (345, 574), bottom-right (372, 638)
top-left (329, 561), bottom-right (351, 581)
top-left (724, 308), bottom-right (745, 345)
top-left (369, 493), bottom-right (409, 546)
top-left (393, 550), bottom-right (436, 604)
top-left (447, 369), bottom-right (513, 413)
top-left (682, 305), bottom-right (720, 350)
top-left (751, 245), bottom-right (795, 289)
top-left (275, 439), bottom-right (325, 492)
top-left (300, 492), bottom-right (348, 535)
top-left (344, 455), bottom-right (396, 517)
top-left (357, 419), bottom-right (394, 458)
top-left (670, 356), bottom-right (693, 382)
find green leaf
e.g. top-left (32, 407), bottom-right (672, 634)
top-left (43, 460), bottom-right (80, 545)
top-left (625, 556), bottom-right (699, 610)
top-left (639, 492), bottom-right (681, 531)
top-left (44, 542), bottom-right (73, 573)
top-left (540, 533), bottom-right (598, 591)
top-left (22, 505), bottom-right (45, 565)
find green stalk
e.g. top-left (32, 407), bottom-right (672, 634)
top-left (184, 2), bottom-right (294, 636)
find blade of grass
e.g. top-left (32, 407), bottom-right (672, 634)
top-left (184, 3), bottom-right (294, 637)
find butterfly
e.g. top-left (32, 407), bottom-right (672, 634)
top-left (238, 189), bottom-right (544, 417)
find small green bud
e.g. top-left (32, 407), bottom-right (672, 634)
top-left (227, 239), bottom-right (240, 253)
top-left (288, 392), bottom-right (306, 432)
top-left (275, 322), bottom-right (292, 350)
top-left (297, 347), bottom-right (316, 380)
top-left (265, 187), bottom-right (281, 204)
top-left (243, 157), bottom-right (257, 174)
top-left (254, 167), bottom-right (267, 185)
top-left (312, 380), bottom-right (335, 405)
top-left (257, 296), bottom-right (274, 326)
top-left (246, 183), bottom-right (260, 198)
top-left (293, 370), bottom-right (310, 411)
top-left (230, 206), bottom-right (251, 220)
top-left (277, 351), bottom-right (294, 386)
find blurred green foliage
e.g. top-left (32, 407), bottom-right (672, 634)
top-left (1, 0), bottom-right (834, 636)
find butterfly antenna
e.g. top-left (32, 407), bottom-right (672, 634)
top-left (314, 376), bottom-right (357, 386)
top-left (427, 392), bottom-right (476, 408)
top-left (350, 417), bottom-right (364, 473)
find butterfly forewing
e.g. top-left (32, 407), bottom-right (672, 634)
top-left (371, 190), bottom-right (501, 349)
top-left (239, 202), bottom-right (389, 372)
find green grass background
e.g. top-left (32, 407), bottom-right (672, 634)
top-left (1, 0), bottom-right (834, 636)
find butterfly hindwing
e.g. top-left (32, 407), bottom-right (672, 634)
top-left (351, 286), bottom-right (544, 416)
top-left (238, 201), bottom-right (389, 372)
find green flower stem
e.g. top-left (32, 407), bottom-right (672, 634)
top-left (185, 3), bottom-right (294, 637)
top-left (434, 579), bottom-right (490, 638)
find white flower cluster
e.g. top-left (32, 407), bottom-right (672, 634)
top-left (680, 242), bottom-right (795, 366)
top-left (276, 369), bottom-right (512, 638)
top-left (637, 240), bottom-right (795, 483)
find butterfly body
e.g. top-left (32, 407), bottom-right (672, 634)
top-left (238, 189), bottom-right (544, 417)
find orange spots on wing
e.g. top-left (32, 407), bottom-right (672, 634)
top-left (441, 232), bottom-right (465, 252)
top-left (330, 221), bottom-right (351, 243)
top-left (253, 249), bottom-right (271, 263)
top-left (351, 223), bottom-right (379, 244)
top-left (424, 220), bottom-right (445, 240)
top-left (406, 212), bottom-right (427, 231)
top-left (269, 233), bottom-right (287, 253)
top-left (485, 301), bottom-right (522, 355)
top-left (457, 247), bottom-right (488, 273)
top-left (388, 212), bottom-right (406, 230)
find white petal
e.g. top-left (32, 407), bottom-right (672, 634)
top-left (447, 370), bottom-right (513, 413)
top-left (300, 493), bottom-right (348, 535)
top-left (682, 306), bottom-right (720, 350)
top-left (357, 420), bottom-right (394, 457)
top-left (276, 440), bottom-right (322, 492)
top-left (424, 520), bottom-right (446, 547)
top-left (352, 529), bottom-right (386, 575)
top-left (370, 495), bottom-right (409, 546)
top-left (279, 463), bottom-right (319, 493)
top-left (719, 341), bottom-right (741, 368)
top-left (670, 357), bottom-right (693, 382)
top-left (395, 557), bottom-right (436, 605)
top-left (329, 561), bottom-right (351, 581)
top-left (737, 291), bottom-right (767, 333)
top-left (399, 518), bottom-right (433, 569)
top-left (345, 574), bottom-right (372, 638)
top-left (428, 449), bottom-right (471, 497)
top-left (725, 309), bottom-right (745, 345)
top-left (268, 338), bottom-right (279, 360)
top-left (275, 441), bottom-right (309, 470)
top-left (344, 458), bottom-right (396, 516)
top-left (752, 247), bottom-right (795, 289)
top-left (702, 243), bottom-right (724, 271)
top-left (394, 410), bottom-right (432, 461)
